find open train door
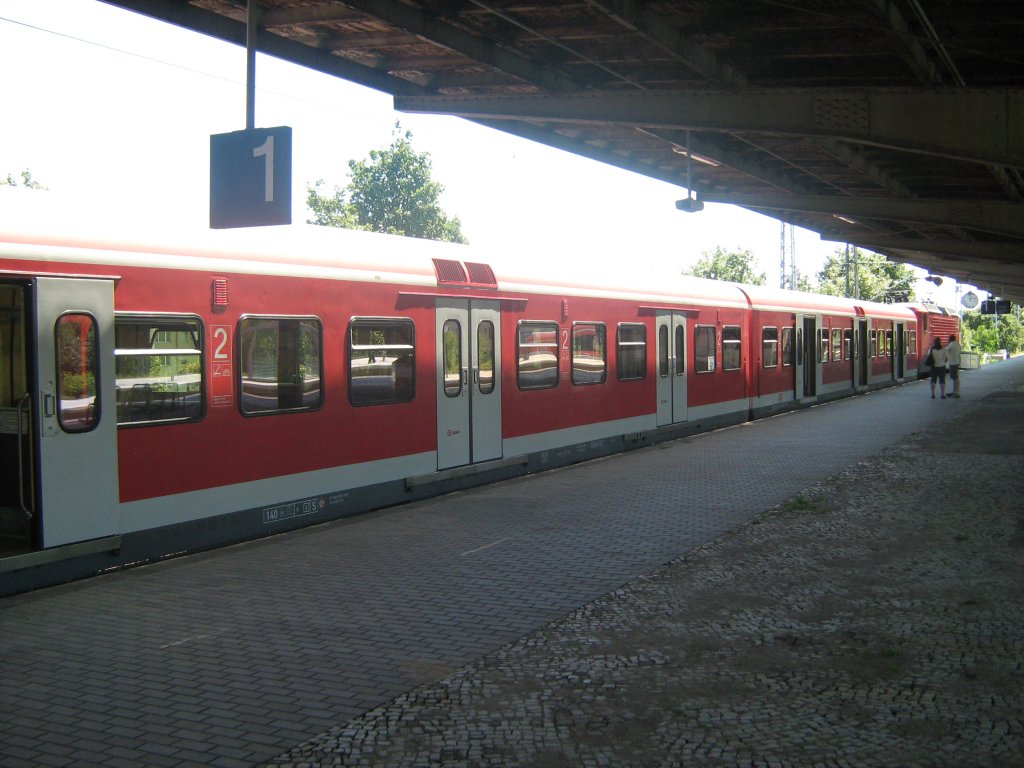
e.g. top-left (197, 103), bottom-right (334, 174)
top-left (794, 314), bottom-right (817, 401)
top-left (435, 299), bottom-right (502, 470)
top-left (31, 277), bottom-right (119, 548)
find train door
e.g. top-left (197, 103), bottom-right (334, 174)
top-left (795, 314), bottom-right (817, 400)
top-left (895, 322), bottom-right (906, 379)
top-left (656, 312), bottom-right (688, 426)
top-left (436, 299), bottom-right (502, 469)
top-left (857, 319), bottom-right (869, 387)
top-left (0, 277), bottom-right (119, 553)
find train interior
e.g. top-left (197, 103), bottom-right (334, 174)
top-left (0, 282), bottom-right (32, 555)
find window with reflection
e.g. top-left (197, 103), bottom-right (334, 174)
top-left (781, 327), bottom-right (794, 367)
top-left (762, 326), bottom-right (778, 368)
top-left (56, 313), bottom-right (99, 433)
top-left (517, 321), bottom-right (558, 390)
top-left (722, 326), bottom-right (742, 371)
top-left (616, 323), bottom-right (646, 381)
top-left (658, 324), bottom-right (669, 378)
top-left (442, 320), bottom-right (462, 398)
top-left (674, 324), bottom-right (686, 376)
top-left (349, 318), bottom-right (415, 405)
top-left (115, 315), bottom-right (204, 425)
top-left (820, 329), bottom-right (830, 363)
top-left (695, 325), bottom-right (716, 373)
top-left (831, 328), bottom-right (843, 361)
top-left (477, 320), bottom-right (495, 394)
top-left (572, 322), bottom-right (606, 385)
top-left (240, 316), bottom-right (322, 414)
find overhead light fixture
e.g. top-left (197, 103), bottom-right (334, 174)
top-left (676, 198), bottom-right (705, 212)
top-left (832, 214), bottom-right (858, 225)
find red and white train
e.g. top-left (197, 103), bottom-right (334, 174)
top-left (0, 208), bottom-right (953, 594)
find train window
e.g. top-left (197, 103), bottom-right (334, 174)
top-left (831, 329), bottom-right (843, 361)
top-left (908, 330), bottom-right (917, 354)
top-left (843, 329), bottom-right (853, 359)
top-left (658, 324), bottom-right (669, 378)
top-left (722, 326), bottom-right (742, 371)
top-left (694, 325), bottom-right (715, 373)
top-left (517, 321), bottom-right (559, 390)
top-left (477, 321), bottom-right (495, 395)
top-left (442, 320), bottom-right (462, 398)
top-left (674, 324), bottom-right (686, 376)
top-left (56, 313), bottom-right (99, 433)
top-left (616, 323), bottom-right (646, 381)
top-left (762, 327), bottom-right (778, 368)
top-left (886, 330), bottom-right (894, 356)
top-left (240, 316), bottom-right (323, 414)
top-left (349, 318), bottom-right (415, 406)
top-left (819, 329), bottom-right (830, 363)
top-left (572, 322), bottom-right (606, 385)
top-left (115, 315), bottom-right (204, 426)
top-left (870, 330), bottom-right (878, 357)
top-left (781, 327), bottom-right (794, 367)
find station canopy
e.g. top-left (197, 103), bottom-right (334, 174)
top-left (104, 1), bottom-right (1024, 304)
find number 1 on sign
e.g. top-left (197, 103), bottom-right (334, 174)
top-left (253, 136), bottom-right (274, 202)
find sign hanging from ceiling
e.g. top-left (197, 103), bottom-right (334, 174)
top-left (210, 126), bottom-right (292, 229)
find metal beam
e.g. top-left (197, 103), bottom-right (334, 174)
top-left (697, 193), bottom-right (1024, 240)
top-left (100, 0), bottom-right (421, 94)
top-left (820, 233), bottom-right (1024, 264)
top-left (589, 0), bottom-right (748, 86)
top-left (336, 0), bottom-right (581, 92)
top-left (394, 88), bottom-right (1024, 169)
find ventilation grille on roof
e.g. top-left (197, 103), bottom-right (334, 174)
top-left (432, 258), bottom-right (468, 284)
top-left (464, 262), bottom-right (496, 286)
top-left (431, 258), bottom-right (498, 288)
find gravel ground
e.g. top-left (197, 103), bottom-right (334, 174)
top-left (266, 388), bottom-right (1024, 768)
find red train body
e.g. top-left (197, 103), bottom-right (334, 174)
top-left (0, 212), bottom-right (946, 594)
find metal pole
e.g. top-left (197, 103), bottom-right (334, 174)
top-left (246, 2), bottom-right (258, 130)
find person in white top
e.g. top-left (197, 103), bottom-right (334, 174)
top-left (946, 333), bottom-right (962, 398)
top-left (927, 337), bottom-right (949, 399)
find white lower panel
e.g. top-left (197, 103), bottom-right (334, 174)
top-left (118, 451), bottom-right (436, 534)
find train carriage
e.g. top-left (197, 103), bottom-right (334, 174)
top-left (0, 207), bottom-right (932, 594)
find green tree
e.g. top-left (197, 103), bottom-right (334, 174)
top-left (307, 124), bottom-right (466, 243)
top-left (1, 169), bottom-right (46, 189)
top-left (684, 246), bottom-right (766, 285)
top-left (816, 246), bottom-right (916, 302)
top-left (961, 307), bottom-right (1024, 353)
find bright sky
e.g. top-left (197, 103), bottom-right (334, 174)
top-left (0, 0), bottom-right (970, 305)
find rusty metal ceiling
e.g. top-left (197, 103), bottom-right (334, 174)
top-left (102, 0), bottom-right (1024, 303)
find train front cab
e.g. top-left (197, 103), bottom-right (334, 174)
top-left (1, 276), bottom-right (121, 571)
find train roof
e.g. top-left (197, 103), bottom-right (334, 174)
top-left (1, 190), bottom-right (753, 309)
top-left (738, 284), bottom-right (916, 320)
top-left (0, 190), bottom-right (925, 319)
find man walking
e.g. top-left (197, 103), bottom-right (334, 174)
top-left (946, 334), bottom-right (962, 397)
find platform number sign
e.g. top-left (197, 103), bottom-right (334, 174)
top-left (210, 126), bottom-right (292, 228)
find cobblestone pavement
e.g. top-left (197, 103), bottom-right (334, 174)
top-left (267, 385), bottom-right (1024, 768)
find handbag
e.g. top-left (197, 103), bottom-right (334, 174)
top-left (925, 352), bottom-right (934, 366)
